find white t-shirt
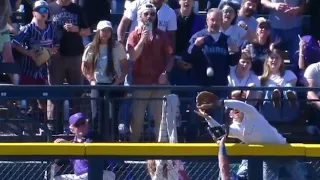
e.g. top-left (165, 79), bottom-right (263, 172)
top-left (304, 62), bottom-right (320, 96)
top-left (261, 70), bottom-right (297, 87)
top-left (206, 99), bottom-right (287, 144)
top-left (228, 66), bottom-right (260, 87)
top-left (124, 0), bottom-right (177, 32)
top-left (221, 25), bottom-right (247, 47)
top-left (220, 25), bottom-right (247, 48)
top-left (82, 41), bottom-right (127, 83)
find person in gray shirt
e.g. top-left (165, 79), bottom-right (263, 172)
top-left (237, 0), bottom-right (258, 32)
top-left (261, 0), bottom-right (305, 62)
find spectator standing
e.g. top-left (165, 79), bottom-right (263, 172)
top-left (127, 3), bottom-right (174, 142)
top-left (0, 0), bottom-right (15, 63)
top-left (81, 20), bottom-right (129, 138)
top-left (186, 8), bottom-right (237, 87)
top-left (48, 0), bottom-right (90, 134)
top-left (170, 0), bottom-right (205, 85)
top-left (219, 1), bottom-right (253, 49)
top-left (308, 0), bottom-right (320, 40)
top-left (117, 0), bottom-right (177, 47)
top-left (184, 8), bottom-right (237, 142)
top-left (71, 0), bottom-right (111, 46)
top-left (243, 17), bottom-right (272, 76)
top-left (237, 0), bottom-right (258, 32)
top-left (12, 0), bottom-right (57, 116)
top-left (261, 0), bottom-right (306, 61)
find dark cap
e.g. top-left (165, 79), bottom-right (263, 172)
top-left (69, 113), bottom-right (87, 127)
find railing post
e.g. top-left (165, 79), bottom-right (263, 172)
top-left (247, 158), bottom-right (263, 180)
top-left (88, 157), bottom-right (104, 180)
top-left (104, 89), bottom-right (110, 141)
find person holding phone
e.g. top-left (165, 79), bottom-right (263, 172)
top-left (195, 92), bottom-right (306, 180)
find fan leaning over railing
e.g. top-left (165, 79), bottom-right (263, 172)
top-left (147, 94), bottom-right (190, 180)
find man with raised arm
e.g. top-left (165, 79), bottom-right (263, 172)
top-left (195, 91), bottom-right (306, 180)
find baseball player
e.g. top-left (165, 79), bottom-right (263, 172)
top-left (195, 91), bottom-right (306, 180)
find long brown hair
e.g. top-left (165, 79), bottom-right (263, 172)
top-left (260, 46), bottom-right (287, 86)
top-left (83, 29), bottom-right (115, 78)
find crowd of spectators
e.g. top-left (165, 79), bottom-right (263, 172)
top-left (1, 0), bottom-right (320, 142)
top-left (2, 0), bottom-right (320, 179)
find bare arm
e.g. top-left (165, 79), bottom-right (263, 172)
top-left (12, 43), bottom-right (31, 57)
top-left (79, 28), bottom-right (90, 37)
top-left (261, 0), bottom-right (277, 9)
top-left (117, 17), bottom-right (132, 44)
top-left (167, 31), bottom-right (176, 52)
top-left (127, 31), bottom-right (145, 61)
top-left (306, 78), bottom-right (320, 109)
top-left (218, 137), bottom-right (233, 180)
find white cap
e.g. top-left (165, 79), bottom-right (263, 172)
top-left (138, 3), bottom-right (156, 16)
top-left (33, 0), bottom-right (48, 10)
top-left (94, 20), bottom-right (113, 32)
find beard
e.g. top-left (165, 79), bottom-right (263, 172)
top-left (243, 9), bottom-right (254, 17)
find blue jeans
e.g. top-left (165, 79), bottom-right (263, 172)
top-left (272, 26), bottom-right (301, 62)
top-left (261, 84), bottom-right (299, 122)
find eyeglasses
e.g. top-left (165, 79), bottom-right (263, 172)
top-left (143, 11), bottom-right (156, 17)
top-left (35, 7), bottom-right (48, 14)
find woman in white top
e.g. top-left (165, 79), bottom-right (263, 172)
top-left (219, 1), bottom-right (255, 49)
top-left (218, 1), bottom-right (255, 66)
top-left (81, 20), bottom-right (129, 131)
top-left (260, 45), bottom-right (299, 122)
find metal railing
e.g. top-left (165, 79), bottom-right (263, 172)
top-left (0, 85), bottom-right (319, 142)
top-left (0, 143), bottom-right (320, 180)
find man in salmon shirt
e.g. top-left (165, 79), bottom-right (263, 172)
top-left (127, 3), bottom-right (174, 142)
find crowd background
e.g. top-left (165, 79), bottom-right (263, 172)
top-left (1, 0), bottom-right (320, 179)
top-left (0, 0), bottom-right (320, 142)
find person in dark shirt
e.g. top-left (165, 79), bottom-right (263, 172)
top-left (169, 0), bottom-right (205, 85)
top-left (71, 0), bottom-right (111, 46)
top-left (53, 112), bottom-right (116, 180)
top-left (47, 0), bottom-right (90, 134)
top-left (308, 0), bottom-right (320, 41)
top-left (242, 17), bottom-right (272, 76)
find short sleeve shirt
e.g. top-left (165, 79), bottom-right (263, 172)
top-left (124, 0), bottom-right (177, 32)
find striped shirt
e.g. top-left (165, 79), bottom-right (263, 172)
top-left (13, 22), bottom-right (55, 79)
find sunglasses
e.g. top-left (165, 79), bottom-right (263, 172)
top-left (143, 11), bottom-right (156, 17)
top-left (35, 7), bottom-right (49, 14)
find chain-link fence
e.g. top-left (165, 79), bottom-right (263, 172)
top-left (1, 158), bottom-right (320, 180)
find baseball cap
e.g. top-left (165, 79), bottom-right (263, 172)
top-left (69, 113), bottom-right (88, 127)
top-left (33, 0), bottom-right (48, 10)
top-left (138, 3), bottom-right (156, 15)
top-left (94, 20), bottom-right (113, 32)
top-left (256, 17), bottom-right (271, 29)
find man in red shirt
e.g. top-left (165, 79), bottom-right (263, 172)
top-left (127, 3), bottom-right (174, 142)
